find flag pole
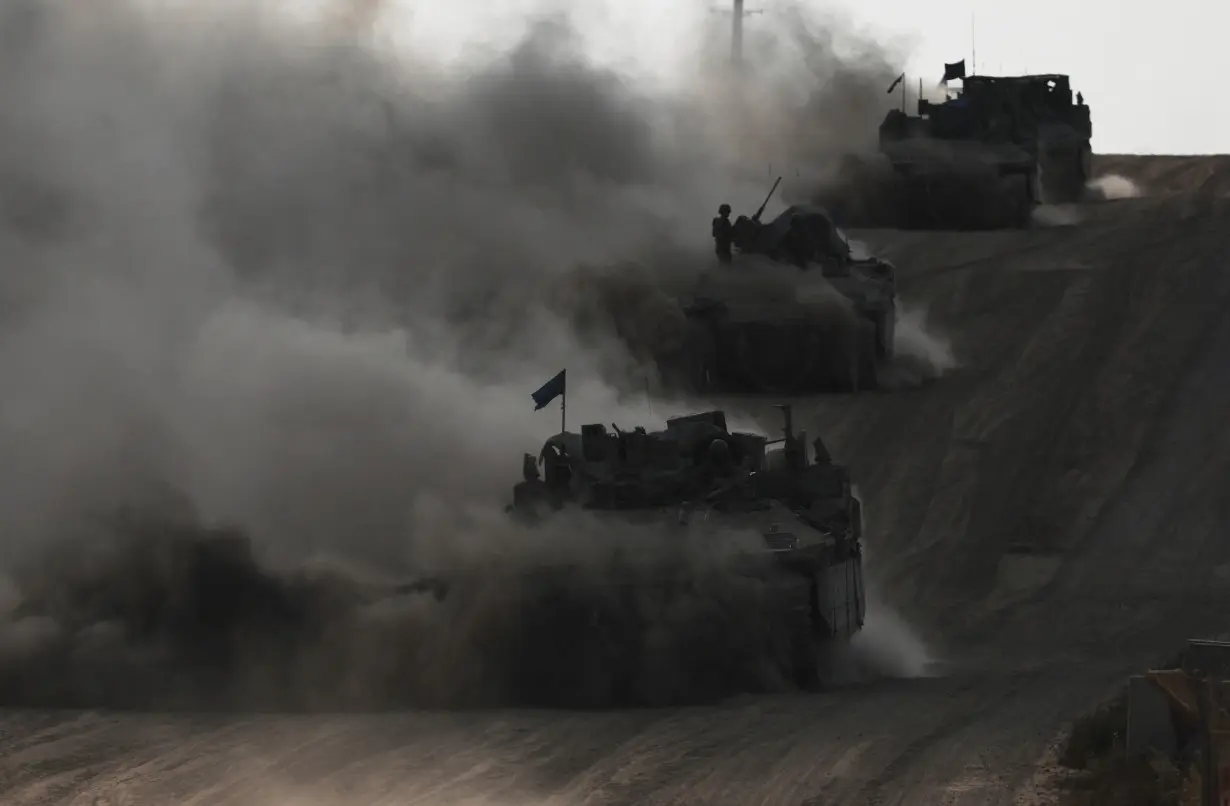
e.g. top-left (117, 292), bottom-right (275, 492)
top-left (561, 384), bottom-right (566, 433)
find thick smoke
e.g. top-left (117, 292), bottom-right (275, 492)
top-left (725, 5), bottom-right (909, 202)
top-left (0, 0), bottom-right (916, 708)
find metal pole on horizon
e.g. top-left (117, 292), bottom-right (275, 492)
top-left (714, 0), bottom-right (763, 70)
top-left (971, 9), bottom-right (977, 76)
top-left (733, 0), bottom-right (743, 65)
top-left (561, 385), bottom-right (566, 433)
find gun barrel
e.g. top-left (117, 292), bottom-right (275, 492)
top-left (753, 176), bottom-right (783, 222)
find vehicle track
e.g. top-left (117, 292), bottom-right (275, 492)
top-left (3, 155), bottom-right (1230, 805)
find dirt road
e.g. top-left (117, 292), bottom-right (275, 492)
top-left (3, 155), bottom-right (1229, 805)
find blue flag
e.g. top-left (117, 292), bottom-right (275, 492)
top-left (531, 369), bottom-right (566, 410)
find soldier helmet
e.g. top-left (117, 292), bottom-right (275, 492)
top-left (718, 203), bottom-right (732, 216)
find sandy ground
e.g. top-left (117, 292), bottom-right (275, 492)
top-left (3, 154), bottom-right (1230, 805)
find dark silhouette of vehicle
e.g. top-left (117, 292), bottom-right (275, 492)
top-left (827, 72), bottom-right (1092, 230)
top-left (684, 182), bottom-right (896, 393)
top-left (510, 404), bottom-right (866, 700)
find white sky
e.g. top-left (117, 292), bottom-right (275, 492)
top-left (306, 0), bottom-right (1226, 155)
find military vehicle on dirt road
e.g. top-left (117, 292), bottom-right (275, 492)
top-left (511, 404), bottom-right (867, 699)
top-left (5, 405), bottom-right (866, 708)
top-left (827, 72), bottom-right (1092, 230)
top-left (684, 178), bottom-right (897, 393)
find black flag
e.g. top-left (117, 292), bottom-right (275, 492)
top-left (886, 72), bottom-right (905, 94)
top-left (531, 369), bottom-right (566, 411)
top-left (941, 59), bottom-right (966, 83)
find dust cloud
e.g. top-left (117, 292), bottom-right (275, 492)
top-left (849, 591), bottom-right (941, 680)
top-left (1086, 173), bottom-right (1143, 200)
top-left (0, 0), bottom-right (924, 709)
top-left (880, 304), bottom-right (959, 389)
top-left (713, 2), bottom-right (909, 201)
top-left (1031, 203), bottom-right (1082, 228)
top-left (841, 488), bottom-right (940, 682)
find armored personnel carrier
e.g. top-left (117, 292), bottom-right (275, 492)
top-left (511, 404), bottom-right (866, 694)
top-left (686, 182), bottom-right (896, 393)
top-left (562, 181), bottom-right (896, 395)
top-left (831, 73), bottom-right (1092, 230)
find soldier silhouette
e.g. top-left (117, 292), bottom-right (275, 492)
top-left (712, 203), bottom-right (734, 264)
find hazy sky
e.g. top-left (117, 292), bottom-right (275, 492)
top-left (321, 0), bottom-right (1223, 155)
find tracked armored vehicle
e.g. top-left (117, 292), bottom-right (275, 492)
top-left (3, 405), bottom-right (864, 709)
top-left (511, 405), bottom-right (866, 695)
top-left (683, 190), bottom-right (895, 393)
top-left (833, 73), bottom-right (1092, 230)
top-left (685, 186), bottom-right (896, 393)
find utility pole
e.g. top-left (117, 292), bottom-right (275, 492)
top-left (971, 9), bottom-right (977, 76)
top-left (714, 0), bottom-right (763, 68)
top-left (733, 0), bottom-right (745, 65)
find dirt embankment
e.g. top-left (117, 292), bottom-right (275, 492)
top-left (778, 182), bottom-right (1230, 657)
top-left (1092, 153), bottom-right (1230, 198)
